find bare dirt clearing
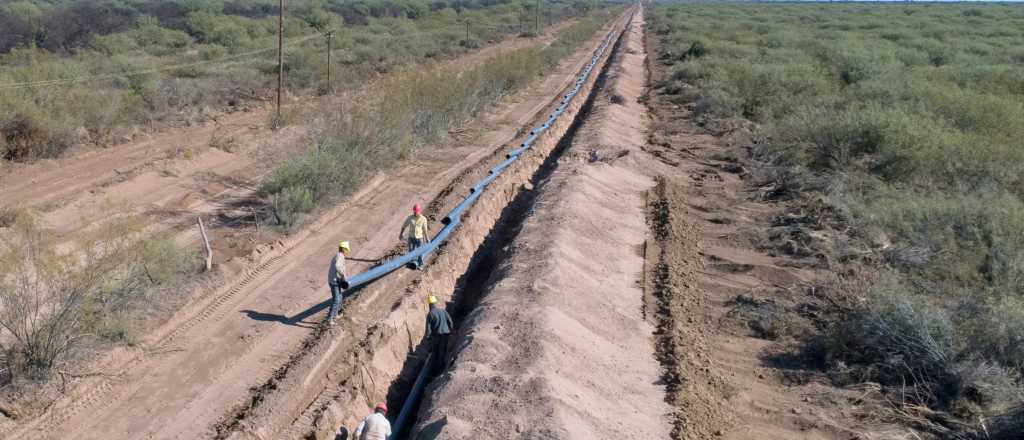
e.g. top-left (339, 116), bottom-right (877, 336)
top-left (0, 16), bottom-right (621, 440)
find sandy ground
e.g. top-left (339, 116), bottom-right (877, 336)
top-left (410, 11), bottom-right (672, 439)
top-left (0, 18), bottom-right (617, 440)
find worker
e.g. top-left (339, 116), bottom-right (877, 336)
top-left (326, 241), bottom-right (350, 327)
top-left (425, 294), bottom-right (453, 375)
top-left (399, 204), bottom-right (429, 270)
top-left (352, 402), bottom-right (391, 440)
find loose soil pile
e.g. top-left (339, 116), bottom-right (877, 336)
top-left (411, 11), bottom-right (672, 439)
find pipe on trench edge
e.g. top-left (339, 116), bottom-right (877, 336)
top-left (340, 17), bottom-right (622, 291)
top-left (379, 11), bottom-right (636, 437)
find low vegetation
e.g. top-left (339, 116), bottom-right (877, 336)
top-left (0, 0), bottom-right (594, 161)
top-left (651, 2), bottom-right (1024, 436)
top-left (261, 7), bottom-right (619, 227)
top-left (0, 210), bottom-right (200, 388)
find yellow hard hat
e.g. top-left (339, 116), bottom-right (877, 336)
top-left (427, 295), bottom-right (438, 305)
top-left (339, 241), bottom-right (351, 253)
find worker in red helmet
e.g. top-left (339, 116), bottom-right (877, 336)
top-left (352, 402), bottom-right (391, 440)
top-left (399, 203), bottom-right (430, 270)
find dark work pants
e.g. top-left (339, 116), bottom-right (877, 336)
top-left (431, 335), bottom-right (449, 375)
top-left (408, 237), bottom-right (424, 268)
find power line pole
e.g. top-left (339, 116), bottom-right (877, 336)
top-left (325, 30), bottom-right (333, 93)
top-left (465, 20), bottom-right (470, 42)
top-left (276, 0), bottom-right (284, 125)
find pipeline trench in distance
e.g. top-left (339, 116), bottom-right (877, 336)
top-left (375, 14), bottom-right (630, 440)
top-left (209, 11), bottom-right (634, 440)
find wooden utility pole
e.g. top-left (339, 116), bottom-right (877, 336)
top-left (276, 0), bottom-right (284, 124)
top-left (197, 216), bottom-right (212, 271)
top-left (325, 31), bottom-right (333, 93)
top-left (465, 20), bottom-right (470, 42)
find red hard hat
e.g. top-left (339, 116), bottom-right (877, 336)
top-left (413, 204), bottom-right (422, 214)
top-left (375, 402), bottom-right (388, 413)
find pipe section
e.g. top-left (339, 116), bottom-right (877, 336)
top-left (340, 13), bottom-right (623, 295)
top-left (384, 10), bottom-right (634, 438)
top-left (389, 353), bottom-right (433, 438)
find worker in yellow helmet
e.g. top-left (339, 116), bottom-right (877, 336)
top-left (425, 294), bottom-right (453, 375)
top-left (326, 241), bottom-right (351, 326)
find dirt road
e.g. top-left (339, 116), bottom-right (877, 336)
top-left (0, 19), bottom-right (576, 261)
top-left (410, 11), bottom-right (673, 438)
top-left (1, 14), bottom-right (627, 440)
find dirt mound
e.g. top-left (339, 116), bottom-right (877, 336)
top-left (411, 12), bottom-right (671, 439)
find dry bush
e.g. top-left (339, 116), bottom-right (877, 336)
top-left (650, 4), bottom-right (1024, 429)
top-left (0, 210), bottom-right (200, 384)
top-left (825, 276), bottom-right (1024, 415)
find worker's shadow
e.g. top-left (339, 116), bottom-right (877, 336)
top-left (240, 299), bottom-right (330, 329)
top-left (240, 285), bottom-right (368, 328)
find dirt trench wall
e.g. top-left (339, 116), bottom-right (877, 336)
top-left (313, 24), bottom-right (628, 439)
top-left (225, 12), bottom-right (632, 440)
top-left (408, 10), bottom-right (672, 438)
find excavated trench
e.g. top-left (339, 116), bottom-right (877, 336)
top-left (384, 33), bottom-right (624, 438)
top-left (213, 11), bottom-right (632, 439)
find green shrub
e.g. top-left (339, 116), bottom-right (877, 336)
top-left (960, 295), bottom-right (1024, 373)
top-left (0, 210), bottom-right (200, 381)
top-left (272, 185), bottom-right (315, 228)
top-left (138, 234), bottom-right (202, 285)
